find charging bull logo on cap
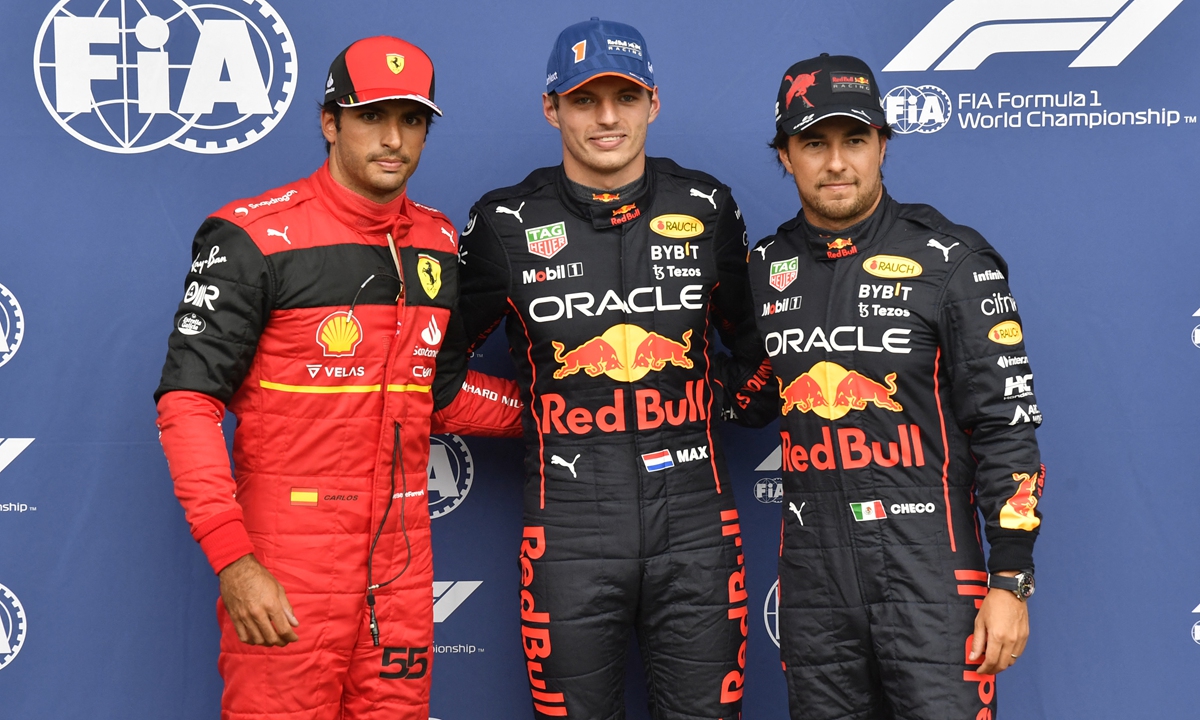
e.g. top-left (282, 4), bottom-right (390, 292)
top-left (316, 312), bottom-right (363, 357)
top-left (552, 325), bottom-right (692, 381)
top-left (780, 362), bottom-right (902, 420)
top-left (784, 70), bottom-right (821, 109)
top-left (386, 53), bottom-right (404, 73)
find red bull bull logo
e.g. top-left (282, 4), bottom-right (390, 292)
top-left (999, 467), bottom-right (1043, 531)
top-left (784, 69), bottom-right (821, 109)
top-left (551, 325), bottom-right (692, 382)
top-left (825, 237), bottom-right (858, 259)
top-left (610, 202), bottom-right (641, 226)
top-left (592, 192), bottom-right (620, 203)
top-left (779, 362), bottom-right (902, 419)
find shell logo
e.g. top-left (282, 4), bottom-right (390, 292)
top-left (316, 312), bottom-right (363, 357)
top-left (988, 320), bottom-right (1023, 346)
top-left (863, 255), bottom-right (922, 278)
top-left (650, 214), bottom-right (704, 239)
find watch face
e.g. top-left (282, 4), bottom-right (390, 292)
top-left (1016, 573), bottom-right (1035, 599)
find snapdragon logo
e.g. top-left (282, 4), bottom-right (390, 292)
top-left (884, 0), bottom-right (1184, 72)
top-left (34, 0), bottom-right (297, 154)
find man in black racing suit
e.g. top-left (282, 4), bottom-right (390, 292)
top-left (448, 17), bottom-right (771, 720)
top-left (749, 54), bottom-right (1044, 719)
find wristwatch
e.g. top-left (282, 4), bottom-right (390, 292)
top-left (988, 571), bottom-right (1035, 601)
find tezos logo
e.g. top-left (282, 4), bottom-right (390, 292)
top-left (754, 477), bottom-right (783, 504)
top-left (34, 0), bottom-right (297, 154)
top-left (0, 284), bottom-right (25, 369)
top-left (763, 580), bottom-right (780, 648)
top-left (883, 85), bottom-right (952, 134)
top-left (428, 434), bottom-right (473, 519)
top-left (0, 583), bottom-right (27, 671)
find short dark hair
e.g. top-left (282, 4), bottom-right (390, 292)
top-left (767, 123), bottom-right (893, 171)
top-left (320, 100), bottom-right (434, 154)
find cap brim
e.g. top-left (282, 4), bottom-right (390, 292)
top-left (338, 91), bottom-right (443, 116)
top-left (553, 70), bottom-right (654, 96)
top-left (782, 106), bottom-right (885, 134)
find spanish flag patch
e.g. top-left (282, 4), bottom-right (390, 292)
top-left (290, 488), bottom-right (319, 506)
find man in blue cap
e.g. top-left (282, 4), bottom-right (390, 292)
top-left (446, 17), bottom-right (771, 720)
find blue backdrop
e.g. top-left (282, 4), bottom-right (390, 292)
top-left (2, 0), bottom-right (1198, 718)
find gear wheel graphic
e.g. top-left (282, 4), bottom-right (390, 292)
top-left (0, 583), bottom-right (28, 670)
top-left (428, 434), bottom-right (474, 519)
top-left (0, 284), bottom-right (25, 368)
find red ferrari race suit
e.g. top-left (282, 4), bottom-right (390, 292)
top-left (749, 192), bottom-right (1044, 720)
top-left (455, 158), bottom-right (772, 720)
top-left (154, 163), bottom-right (521, 720)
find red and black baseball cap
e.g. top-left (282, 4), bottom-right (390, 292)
top-left (775, 53), bottom-right (885, 135)
top-left (325, 36), bottom-right (441, 115)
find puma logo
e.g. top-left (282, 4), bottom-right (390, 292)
top-left (753, 240), bottom-right (774, 259)
top-left (551, 453), bottom-right (580, 478)
top-left (267, 226), bottom-right (290, 244)
top-left (441, 226), bottom-right (456, 247)
top-left (495, 202), bottom-right (525, 223)
top-left (789, 501), bottom-right (806, 526)
top-left (690, 187), bottom-right (718, 210)
top-left (927, 238), bottom-right (960, 262)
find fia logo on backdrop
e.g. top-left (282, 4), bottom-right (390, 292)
top-left (427, 435), bottom-right (474, 519)
top-left (0, 584), bottom-right (27, 671)
top-left (34, 0), bottom-right (296, 154)
top-left (0, 284), bottom-right (25, 369)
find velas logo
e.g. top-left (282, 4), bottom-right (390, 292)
top-left (386, 53), bottom-right (404, 74)
top-left (849, 500), bottom-right (887, 522)
top-left (779, 361), bottom-right (902, 420)
top-left (316, 312), bottom-right (363, 357)
top-left (34, 0), bottom-right (296, 154)
top-left (650, 214), bottom-right (704, 239)
top-left (427, 434), bottom-right (474, 519)
top-left (0, 284), bottom-right (26, 369)
top-left (999, 468), bottom-right (1043, 531)
top-left (988, 320), bottom-right (1023, 345)
top-left (416, 254), bottom-right (441, 299)
top-left (526, 222), bottom-right (569, 259)
top-left (551, 325), bottom-right (692, 382)
top-left (882, 0), bottom-right (1185, 73)
top-left (770, 257), bottom-right (799, 292)
top-left (883, 85), bottom-right (952, 134)
top-left (0, 583), bottom-right (27, 670)
top-left (863, 255), bottom-right (923, 278)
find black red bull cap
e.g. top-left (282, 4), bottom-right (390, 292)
top-left (325, 36), bottom-right (441, 115)
top-left (775, 53), bottom-right (885, 134)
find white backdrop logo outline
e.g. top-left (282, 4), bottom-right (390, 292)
top-left (882, 85), bottom-right (953, 134)
top-left (427, 435), bottom-right (474, 519)
top-left (883, 0), bottom-right (1184, 72)
top-left (34, 0), bottom-right (297, 154)
top-left (763, 580), bottom-right (781, 648)
top-left (0, 584), bottom-right (28, 670)
top-left (0, 284), bottom-right (25, 368)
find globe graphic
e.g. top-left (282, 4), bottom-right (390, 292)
top-left (33, 0), bottom-right (295, 154)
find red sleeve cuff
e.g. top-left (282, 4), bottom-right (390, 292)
top-left (196, 516), bottom-right (255, 575)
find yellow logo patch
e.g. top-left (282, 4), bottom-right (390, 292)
top-left (290, 488), bottom-right (318, 506)
top-left (417, 254), bottom-right (441, 299)
top-left (386, 54), bottom-right (405, 74)
top-left (988, 320), bottom-right (1023, 345)
top-left (862, 255), bottom-right (923, 279)
top-left (650, 214), bottom-right (704, 239)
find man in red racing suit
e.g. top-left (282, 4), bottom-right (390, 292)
top-left (154, 37), bottom-right (521, 720)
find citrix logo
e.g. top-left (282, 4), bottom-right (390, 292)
top-left (883, 0), bottom-right (1184, 72)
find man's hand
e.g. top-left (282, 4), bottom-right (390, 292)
top-left (218, 554), bottom-right (300, 647)
top-left (969, 571), bottom-right (1029, 675)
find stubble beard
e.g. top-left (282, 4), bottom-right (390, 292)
top-left (803, 175), bottom-right (882, 228)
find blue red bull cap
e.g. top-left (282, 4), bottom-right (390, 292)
top-left (546, 18), bottom-right (654, 95)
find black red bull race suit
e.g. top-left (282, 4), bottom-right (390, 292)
top-left (748, 192), bottom-right (1044, 720)
top-left (451, 158), bottom-right (771, 720)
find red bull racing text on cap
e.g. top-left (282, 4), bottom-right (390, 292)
top-left (546, 18), bottom-right (654, 95)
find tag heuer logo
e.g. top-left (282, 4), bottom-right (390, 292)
top-left (769, 257), bottom-right (799, 291)
top-left (525, 222), bottom-right (569, 259)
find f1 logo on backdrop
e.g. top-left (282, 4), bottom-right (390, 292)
top-left (34, 0), bottom-right (297, 154)
top-left (432, 581), bottom-right (481, 623)
top-left (883, 0), bottom-right (1184, 72)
